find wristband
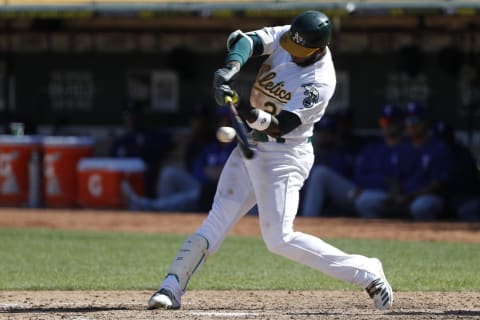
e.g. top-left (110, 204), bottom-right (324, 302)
top-left (247, 109), bottom-right (272, 131)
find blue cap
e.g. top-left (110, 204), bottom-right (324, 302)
top-left (381, 104), bottom-right (404, 120)
top-left (405, 102), bottom-right (427, 122)
top-left (405, 102), bottom-right (427, 119)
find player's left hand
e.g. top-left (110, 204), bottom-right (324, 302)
top-left (214, 84), bottom-right (238, 106)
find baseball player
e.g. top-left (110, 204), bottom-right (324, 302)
top-left (147, 10), bottom-right (393, 310)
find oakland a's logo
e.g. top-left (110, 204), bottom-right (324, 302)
top-left (302, 84), bottom-right (319, 108)
top-left (291, 31), bottom-right (306, 46)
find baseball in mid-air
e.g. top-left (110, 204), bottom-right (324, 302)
top-left (216, 126), bottom-right (236, 143)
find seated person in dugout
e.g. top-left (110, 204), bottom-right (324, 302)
top-left (110, 102), bottom-right (174, 198)
top-left (358, 102), bottom-right (450, 221)
top-left (301, 104), bottom-right (409, 218)
top-left (122, 106), bottom-right (236, 212)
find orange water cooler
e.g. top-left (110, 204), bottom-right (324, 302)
top-left (0, 135), bottom-right (43, 207)
top-left (77, 158), bottom-right (145, 209)
top-left (43, 136), bottom-right (95, 208)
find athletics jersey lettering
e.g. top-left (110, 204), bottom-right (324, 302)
top-left (254, 65), bottom-right (292, 104)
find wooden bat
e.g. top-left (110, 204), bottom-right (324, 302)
top-left (224, 96), bottom-right (255, 159)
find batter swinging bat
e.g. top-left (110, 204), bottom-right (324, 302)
top-left (224, 96), bottom-right (255, 159)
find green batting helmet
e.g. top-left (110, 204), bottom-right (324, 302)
top-left (280, 10), bottom-right (332, 57)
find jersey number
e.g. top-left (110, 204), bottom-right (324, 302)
top-left (263, 101), bottom-right (277, 115)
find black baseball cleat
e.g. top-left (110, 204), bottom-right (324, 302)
top-left (147, 288), bottom-right (181, 310)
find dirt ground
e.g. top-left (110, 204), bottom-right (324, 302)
top-left (1, 208), bottom-right (479, 320)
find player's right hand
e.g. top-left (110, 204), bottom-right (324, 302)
top-left (214, 84), bottom-right (238, 106)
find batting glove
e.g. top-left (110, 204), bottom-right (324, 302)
top-left (214, 84), bottom-right (239, 106)
top-left (213, 62), bottom-right (240, 87)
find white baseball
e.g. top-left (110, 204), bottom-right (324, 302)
top-left (216, 126), bottom-right (236, 143)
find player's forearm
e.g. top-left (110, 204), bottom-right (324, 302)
top-left (237, 107), bottom-right (300, 138)
top-left (236, 106), bottom-right (277, 136)
top-left (225, 38), bottom-right (251, 67)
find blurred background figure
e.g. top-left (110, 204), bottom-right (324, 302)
top-left (133, 103), bottom-right (216, 212)
top-left (433, 121), bottom-right (480, 222)
top-left (109, 101), bottom-right (174, 198)
top-left (181, 104), bottom-right (218, 177)
top-left (121, 105), bottom-right (236, 213)
top-left (301, 114), bottom-right (356, 217)
top-left (354, 104), bottom-right (409, 218)
top-left (381, 102), bottom-right (450, 220)
top-left (194, 106), bottom-right (237, 212)
top-left (312, 114), bottom-right (356, 178)
top-left (301, 104), bottom-right (408, 218)
top-left (331, 108), bottom-right (372, 161)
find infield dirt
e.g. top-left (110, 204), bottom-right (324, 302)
top-left (0, 208), bottom-right (479, 319)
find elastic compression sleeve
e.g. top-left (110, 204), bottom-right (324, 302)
top-left (226, 34), bottom-right (264, 66)
top-left (277, 110), bottom-right (302, 135)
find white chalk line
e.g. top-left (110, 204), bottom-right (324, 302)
top-left (0, 303), bottom-right (23, 310)
top-left (189, 311), bottom-right (262, 317)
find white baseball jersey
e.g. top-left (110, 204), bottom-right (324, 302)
top-left (249, 25), bottom-right (336, 141)
top-left (194, 24), bottom-right (380, 289)
top-left (159, 25), bottom-right (385, 303)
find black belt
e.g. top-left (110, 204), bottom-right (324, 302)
top-left (251, 131), bottom-right (312, 144)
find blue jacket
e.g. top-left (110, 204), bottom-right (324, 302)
top-left (354, 137), bottom-right (410, 190)
top-left (395, 136), bottom-right (450, 195)
top-left (192, 141), bottom-right (236, 183)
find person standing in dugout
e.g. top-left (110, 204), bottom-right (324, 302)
top-left (147, 10), bottom-right (393, 310)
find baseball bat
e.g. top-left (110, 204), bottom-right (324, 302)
top-left (224, 96), bottom-right (255, 159)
